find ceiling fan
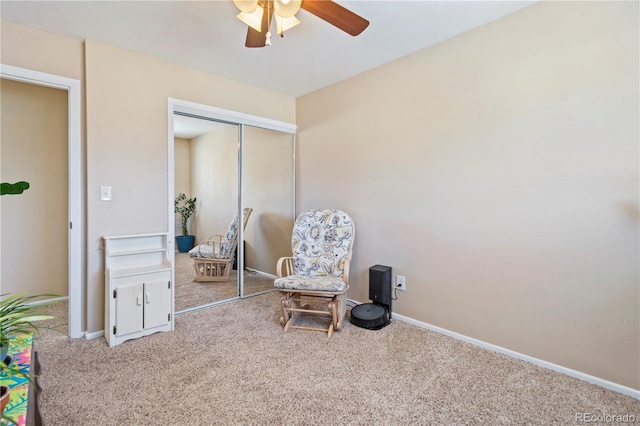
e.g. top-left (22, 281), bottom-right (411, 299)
top-left (233, 0), bottom-right (370, 48)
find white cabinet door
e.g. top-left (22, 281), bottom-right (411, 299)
top-left (115, 283), bottom-right (144, 336)
top-left (143, 279), bottom-right (171, 330)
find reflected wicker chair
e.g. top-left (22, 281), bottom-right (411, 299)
top-left (189, 208), bottom-right (252, 282)
top-left (274, 209), bottom-right (355, 337)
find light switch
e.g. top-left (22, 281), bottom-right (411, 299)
top-left (101, 186), bottom-right (112, 201)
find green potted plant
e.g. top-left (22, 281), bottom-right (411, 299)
top-left (0, 293), bottom-right (56, 361)
top-left (174, 193), bottom-right (197, 253)
top-left (1, 361), bottom-right (24, 423)
top-left (0, 292), bottom-right (58, 420)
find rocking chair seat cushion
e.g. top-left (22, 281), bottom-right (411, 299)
top-left (188, 207), bottom-right (252, 260)
top-left (274, 274), bottom-right (347, 292)
top-left (188, 244), bottom-right (226, 259)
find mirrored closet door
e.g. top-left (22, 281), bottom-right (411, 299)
top-left (172, 109), bottom-right (295, 314)
top-left (242, 126), bottom-right (295, 297)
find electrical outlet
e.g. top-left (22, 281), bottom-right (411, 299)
top-left (397, 275), bottom-right (406, 291)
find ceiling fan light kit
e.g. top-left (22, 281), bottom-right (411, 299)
top-left (276, 15), bottom-right (301, 35)
top-left (236, 7), bottom-right (264, 32)
top-left (274, 0), bottom-right (302, 18)
top-left (233, 0), bottom-right (369, 48)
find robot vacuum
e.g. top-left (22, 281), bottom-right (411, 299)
top-left (350, 265), bottom-right (392, 330)
top-left (350, 303), bottom-right (390, 330)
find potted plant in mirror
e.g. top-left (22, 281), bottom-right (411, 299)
top-left (0, 293), bottom-right (59, 420)
top-left (175, 193), bottom-right (197, 253)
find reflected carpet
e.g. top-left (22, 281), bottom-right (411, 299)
top-left (174, 252), bottom-right (275, 312)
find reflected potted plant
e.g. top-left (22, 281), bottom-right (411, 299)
top-left (175, 193), bottom-right (197, 253)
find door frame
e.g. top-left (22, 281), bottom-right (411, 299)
top-left (1, 64), bottom-right (83, 338)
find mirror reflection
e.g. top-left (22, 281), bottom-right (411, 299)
top-left (243, 126), bottom-right (295, 289)
top-left (173, 114), bottom-right (294, 313)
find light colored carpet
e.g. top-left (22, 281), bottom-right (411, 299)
top-left (174, 252), bottom-right (275, 312)
top-left (32, 298), bottom-right (639, 425)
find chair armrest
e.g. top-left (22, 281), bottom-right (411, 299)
top-left (202, 234), bottom-right (224, 244)
top-left (343, 260), bottom-right (351, 285)
top-left (197, 234), bottom-right (224, 257)
top-left (276, 257), bottom-right (294, 278)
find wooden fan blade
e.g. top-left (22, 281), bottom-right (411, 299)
top-left (245, 5), bottom-right (274, 47)
top-left (301, 0), bottom-right (369, 36)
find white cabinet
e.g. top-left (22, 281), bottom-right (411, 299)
top-left (103, 233), bottom-right (173, 347)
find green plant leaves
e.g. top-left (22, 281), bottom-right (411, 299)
top-left (0, 182), bottom-right (30, 196)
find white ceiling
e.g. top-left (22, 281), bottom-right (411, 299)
top-left (1, 1), bottom-right (536, 98)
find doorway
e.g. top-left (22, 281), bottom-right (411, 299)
top-left (1, 79), bottom-right (67, 297)
top-left (0, 64), bottom-right (83, 338)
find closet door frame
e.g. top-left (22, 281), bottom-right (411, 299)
top-left (167, 98), bottom-right (296, 312)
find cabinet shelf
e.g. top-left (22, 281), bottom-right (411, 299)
top-left (107, 248), bottom-right (167, 257)
top-left (108, 263), bottom-right (171, 279)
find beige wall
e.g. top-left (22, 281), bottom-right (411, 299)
top-left (1, 79), bottom-right (68, 296)
top-left (191, 125), bottom-right (239, 243)
top-left (174, 137), bottom-right (191, 237)
top-left (0, 20), bottom-right (84, 81)
top-left (84, 39), bottom-right (295, 332)
top-left (296, 1), bottom-right (639, 389)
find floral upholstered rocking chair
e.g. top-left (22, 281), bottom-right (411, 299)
top-left (189, 207), bottom-right (252, 282)
top-left (274, 209), bottom-right (355, 337)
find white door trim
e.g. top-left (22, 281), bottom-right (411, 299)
top-left (1, 64), bottom-right (84, 338)
top-left (169, 98), bottom-right (297, 135)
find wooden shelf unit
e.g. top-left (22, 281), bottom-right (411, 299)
top-left (103, 232), bottom-right (174, 347)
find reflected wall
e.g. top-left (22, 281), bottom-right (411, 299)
top-left (191, 124), bottom-right (239, 244)
top-left (243, 126), bottom-right (295, 276)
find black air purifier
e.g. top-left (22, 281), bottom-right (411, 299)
top-left (350, 265), bottom-right (392, 330)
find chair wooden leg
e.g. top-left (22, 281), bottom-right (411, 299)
top-left (330, 299), bottom-right (338, 331)
top-left (277, 291), bottom-right (346, 338)
top-left (280, 291), bottom-right (294, 326)
top-left (283, 311), bottom-right (300, 333)
top-left (334, 293), bottom-right (347, 330)
top-left (280, 297), bottom-right (288, 325)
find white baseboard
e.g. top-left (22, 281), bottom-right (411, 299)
top-left (26, 295), bottom-right (68, 306)
top-left (245, 268), bottom-right (276, 279)
top-left (84, 330), bottom-right (104, 340)
top-left (347, 298), bottom-right (640, 400)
